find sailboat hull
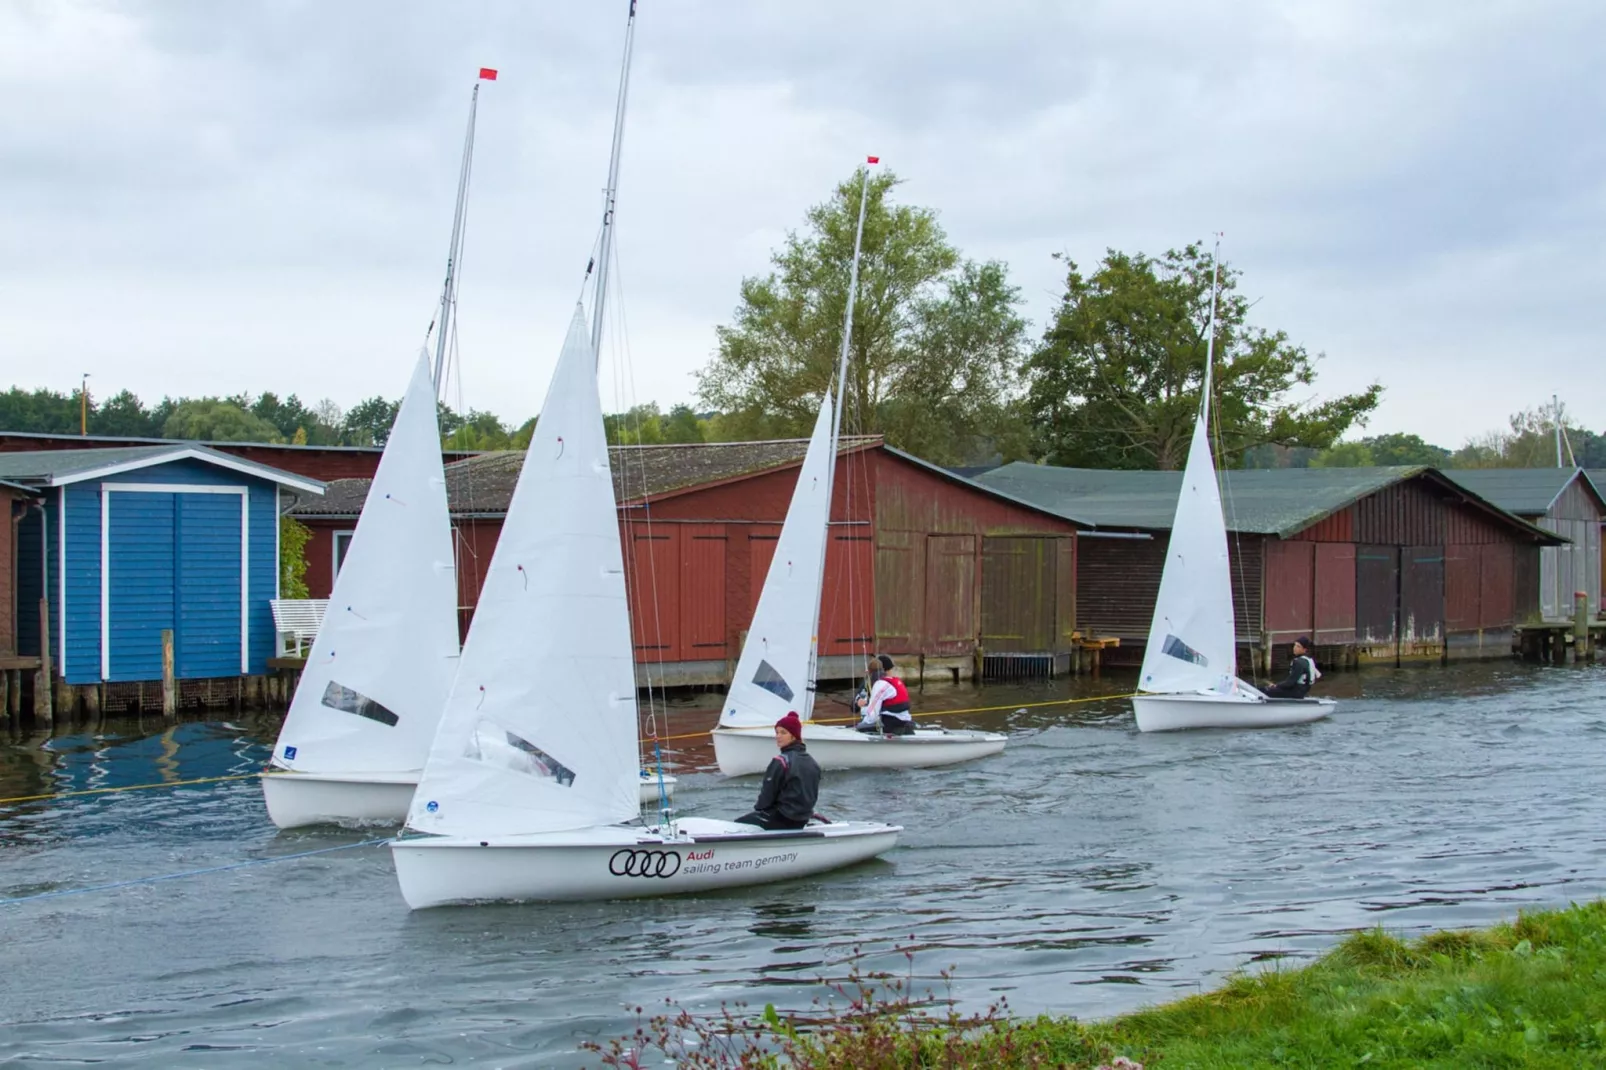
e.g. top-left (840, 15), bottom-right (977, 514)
top-left (262, 770), bottom-right (420, 829)
top-left (1132, 692), bottom-right (1334, 733)
top-left (263, 770), bottom-right (676, 829)
top-left (390, 816), bottom-right (900, 907)
top-left (712, 724), bottom-right (1007, 777)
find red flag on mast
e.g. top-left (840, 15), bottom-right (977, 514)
top-left (867, 155), bottom-right (879, 164)
top-left (479, 68), bottom-right (498, 81)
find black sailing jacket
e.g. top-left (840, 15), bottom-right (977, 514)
top-left (753, 741), bottom-right (821, 822)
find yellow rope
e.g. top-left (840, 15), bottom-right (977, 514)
top-left (0, 772), bottom-right (264, 807)
top-left (1, 693), bottom-right (1140, 802)
top-left (646, 691), bottom-right (1136, 746)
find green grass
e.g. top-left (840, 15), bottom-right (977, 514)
top-left (977, 900), bottom-right (1606, 1068)
top-left (590, 900), bottom-right (1606, 1068)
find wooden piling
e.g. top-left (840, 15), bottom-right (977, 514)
top-left (161, 629), bottom-right (177, 721)
top-left (35, 598), bottom-right (53, 726)
top-left (1574, 592), bottom-right (1589, 662)
top-left (84, 683), bottom-right (101, 720)
top-left (55, 678), bottom-right (76, 721)
top-left (0, 669), bottom-right (9, 726)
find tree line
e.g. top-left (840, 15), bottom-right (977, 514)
top-left (6, 166), bottom-right (1600, 470)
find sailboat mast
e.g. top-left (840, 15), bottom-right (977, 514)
top-left (1554, 394), bottom-right (1564, 468)
top-left (432, 80), bottom-right (483, 396)
top-left (801, 160), bottom-right (873, 711)
top-left (830, 162), bottom-right (874, 456)
top-left (1200, 236), bottom-right (1220, 417)
top-left (590, 0), bottom-right (639, 362)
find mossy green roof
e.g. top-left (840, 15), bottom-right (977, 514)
top-left (977, 463), bottom-right (1559, 541)
top-left (1440, 468), bottom-right (1606, 517)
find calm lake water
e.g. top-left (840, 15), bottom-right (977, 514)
top-left (3, 663), bottom-right (1605, 1066)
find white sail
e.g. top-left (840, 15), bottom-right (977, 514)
top-left (406, 305), bottom-right (639, 839)
top-left (272, 349), bottom-right (458, 774)
top-left (720, 397), bottom-right (837, 729)
top-left (1138, 410), bottom-right (1240, 695)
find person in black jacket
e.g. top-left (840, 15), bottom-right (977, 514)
top-left (735, 711), bottom-right (821, 830)
top-left (1264, 637), bottom-right (1321, 699)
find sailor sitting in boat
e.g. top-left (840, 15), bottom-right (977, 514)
top-left (735, 712), bottom-right (822, 831)
top-left (855, 654), bottom-right (916, 736)
top-left (1264, 637), bottom-right (1321, 699)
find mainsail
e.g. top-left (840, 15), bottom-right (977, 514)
top-left (1137, 409), bottom-right (1239, 695)
top-left (406, 306), bottom-right (639, 838)
top-left (271, 350), bottom-right (458, 773)
top-left (720, 396), bottom-right (837, 728)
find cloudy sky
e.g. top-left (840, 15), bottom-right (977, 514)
top-left (3, 0), bottom-right (1602, 447)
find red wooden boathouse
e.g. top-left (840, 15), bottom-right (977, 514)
top-left (292, 437), bottom-right (1087, 686)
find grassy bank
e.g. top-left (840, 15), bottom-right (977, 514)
top-left (590, 899), bottom-right (1606, 1068)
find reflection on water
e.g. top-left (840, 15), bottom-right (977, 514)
top-left (2, 662), bottom-right (1605, 1066)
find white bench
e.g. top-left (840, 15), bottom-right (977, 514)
top-left (271, 599), bottom-right (329, 658)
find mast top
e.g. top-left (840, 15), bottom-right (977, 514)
top-left (590, 1), bottom-right (639, 363)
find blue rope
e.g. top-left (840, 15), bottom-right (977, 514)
top-left (653, 737), bottom-right (670, 824)
top-left (1, 837), bottom-right (388, 906)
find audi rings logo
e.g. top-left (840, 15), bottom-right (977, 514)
top-left (609, 848), bottom-right (682, 879)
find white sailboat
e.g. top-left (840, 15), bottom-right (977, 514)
top-left (262, 71), bottom-right (670, 827)
top-left (390, 308), bottom-right (900, 907)
top-left (710, 161), bottom-right (1006, 776)
top-left (1132, 243), bottom-right (1334, 733)
top-left (262, 351), bottom-right (460, 827)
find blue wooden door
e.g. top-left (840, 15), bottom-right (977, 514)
top-left (107, 492), bottom-right (176, 682)
top-left (175, 493), bottom-right (243, 676)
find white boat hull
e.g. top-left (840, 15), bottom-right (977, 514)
top-left (1132, 692), bottom-right (1334, 733)
top-left (390, 816), bottom-right (900, 907)
top-left (263, 769), bottom-right (677, 829)
top-left (262, 770), bottom-right (419, 829)
top-left (712, 723), bottom-right (1007, 776)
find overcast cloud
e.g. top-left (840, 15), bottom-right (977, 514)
top-left (2, 0), bottom-right (1602, 447)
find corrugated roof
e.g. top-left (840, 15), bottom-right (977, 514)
top-left (978, 463), bottom-right (1432, 536)
top-left (1439, 468), bottom-right (1603, 517)
top-left (0, 445), bottom-right (326, 493)
top-left (292, 436), bottom-right (885, 517)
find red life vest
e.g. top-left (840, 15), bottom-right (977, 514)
top-left (882, 674), bottom-right (911, 713)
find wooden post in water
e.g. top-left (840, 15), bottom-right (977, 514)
top-left (35, 598), bottom-right (53, 726)
top-left (0, 669), bottom-right (9, 727)
top-left (1574, 591), bottom-right (1589, 663)
top-left (161, 628), bottom-right (177, 721)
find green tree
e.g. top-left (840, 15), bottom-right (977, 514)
top-left (279, 515), bottom-right (312, 598)
top-left (1023, 244), bottom-right (1383, 470)
top-left (1311, 432), bottom-right (1451, 468)
top-left (0, 387), bottom-right (78, 433)
top-left (442, 409), bottom-right (511, 451)
top-left (342, 396), bottom-right (401, 446)
top-left (92, 389), bottom-right (160, 437)
top-left (662, 403), bottom-right (706, 444)
top-left (511, 416), bottom-right (538, 449)
top-left (1308, 441), bottom-right (1375, 468)
top-left (605, 403), bottom-right (666, 446)
top-left (161, 398), bottom-right (284, 442)
top-left (696, 168), bottom-right (1027, 466)
top-left (1448, 404), bottom-right (1597, 469)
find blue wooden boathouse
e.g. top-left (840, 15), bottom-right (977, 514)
top-left (2, 446), bottom-right (323, 704)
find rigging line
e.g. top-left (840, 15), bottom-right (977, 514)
top-left (609, 249), bottom-right (670, 747)
top-left (0, 838), bottom-right (388, 906)
top-left (0, 771), bottom-right (262, 807)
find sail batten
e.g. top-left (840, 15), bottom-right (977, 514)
top-left (271, 350), bottom-right (458, 774)
top-left (406, 306), bottom-right (639, 838)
